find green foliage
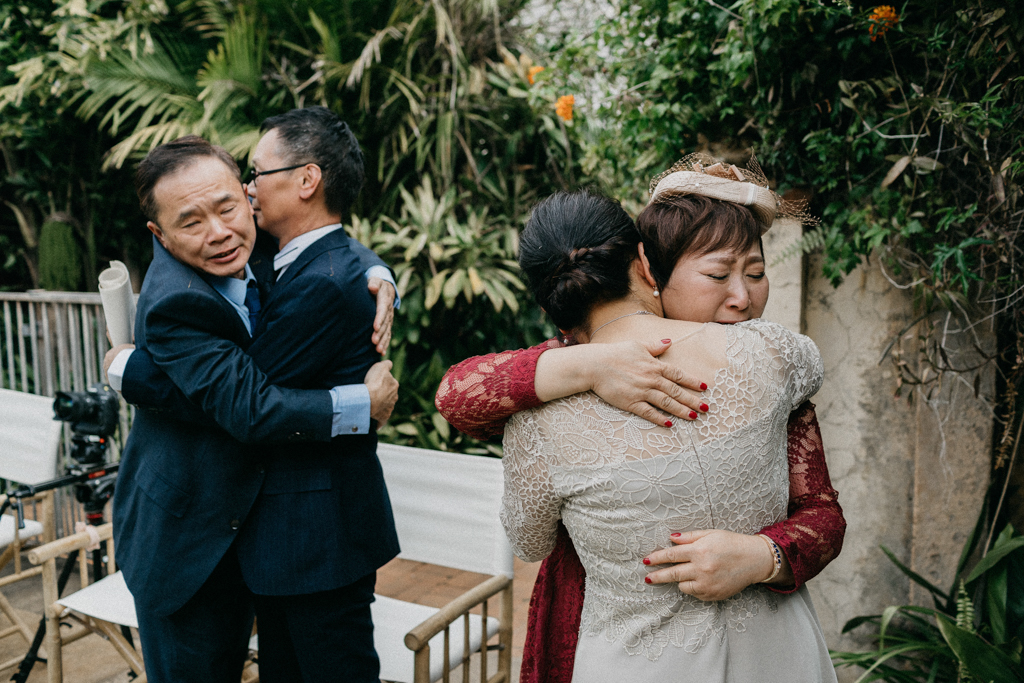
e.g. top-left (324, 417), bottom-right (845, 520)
top-left (38, 219), bottom-right (83, 291)
top-left (0, 0), bottom-right (149, 290)
top-left (348, 174), bottom-right (553, 452)
top-left (831, 515), bottom-right (1024, 682)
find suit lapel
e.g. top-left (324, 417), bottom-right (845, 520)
top-left (150, 237), bottom-right (251, 344)
top-left (272, 229), bottom-right (352, 290)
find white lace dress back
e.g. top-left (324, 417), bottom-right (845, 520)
top-left (501, 320), bottom-right (837, 682)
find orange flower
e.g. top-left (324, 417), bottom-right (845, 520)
top-left (555, 95), bottom-right (574, 122)
top-left (868, 5), bottom-right (899, 42)
top-left (528, 66), bottom-right (545, 85)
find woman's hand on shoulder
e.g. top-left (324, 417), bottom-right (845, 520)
top-left (642, 529), bottom-right (779, 601)
top-left (541, 339), bottom-right (709, 427)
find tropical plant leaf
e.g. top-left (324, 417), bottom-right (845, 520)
top-left (936, 614), bottom-right (1024, 683)
top-left (965, 537), bottom-right (1024, 584)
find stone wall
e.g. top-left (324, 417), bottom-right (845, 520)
top-left (763, 240), bottom-right (995, 675)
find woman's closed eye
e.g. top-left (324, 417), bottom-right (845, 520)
top-left (747, 271), bottom-right (766, 280)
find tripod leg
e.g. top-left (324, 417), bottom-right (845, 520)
top-left (11, 550), bottom-right (79, 683)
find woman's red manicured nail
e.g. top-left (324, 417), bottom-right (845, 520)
top-left (688, 411), bottom-right (698, 419)
top-left (700, 382), bottom-right (708, 391)
top-left (671, 532), bottom-right (681, 537)
top-left (644, 576), bottom-right (652, 584)
top-left (642, 557), bottom-right (651, 565)
top-left (662, 338), bottom-right (671, 344)
top-left (700, 403), bottom-right (709, 412)
top-left (664, 420), bottom-right (673, 428)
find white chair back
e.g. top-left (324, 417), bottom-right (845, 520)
top-left (376, 443), bottom-right (514, 578)
top-left (0, 389), bottom-right (62, 485)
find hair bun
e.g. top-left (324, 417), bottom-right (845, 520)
top-left (518, 191), bottom-right (639, 332)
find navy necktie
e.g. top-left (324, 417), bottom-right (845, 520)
top-left (244, 281), bottom-right (262, 335)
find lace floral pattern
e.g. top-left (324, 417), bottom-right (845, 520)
top-left (501, 320), bottom-right (823, 660)
top-left (583, 579), bottom-right (777, 661)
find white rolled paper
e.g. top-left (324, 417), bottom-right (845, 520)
top-left (98, 261), bottom-right (136, 346)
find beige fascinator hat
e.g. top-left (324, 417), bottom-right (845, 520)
top-left (648, 153), bottom-right (817, 234)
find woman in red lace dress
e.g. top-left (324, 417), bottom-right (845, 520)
top-left (435, 159), bottom-right (845, 683)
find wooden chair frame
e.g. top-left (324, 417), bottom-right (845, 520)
top-left (0, 490), bottom-right (56, 672)
top-left (402, 574), bottom-right (513, 683)
top-left (28, 523), bottom-right (145, 683)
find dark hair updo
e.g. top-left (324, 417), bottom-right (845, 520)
top-left (518, 191), bottom-right (640, 332)
top-left (636, 194), bottom-right (763, 291)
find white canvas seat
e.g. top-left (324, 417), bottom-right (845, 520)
top-left (0, 515), bottom-right (45, 547)
top-left (56, 570), bottom-right (137, 629)
top-left (0, 388), bottom-right (63, 671)
top-left (372, 443), bottom-right (514, 683)
top-left (373, 595), bottom-right (500, 683)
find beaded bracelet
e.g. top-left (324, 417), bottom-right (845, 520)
top-left (757, 534), bottom-right (783, 583)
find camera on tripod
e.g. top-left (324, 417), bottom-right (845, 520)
top-left (53, 383), bottom-right (120, 465)
top-left (52, 383), bottom-right (120, 517)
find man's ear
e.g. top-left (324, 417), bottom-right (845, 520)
top-left (241, 184), bottom-right (255, 217)
top-left (298, 164), bottom-right (323, 201)
top-left (146, 221), bottom-right (167, 247)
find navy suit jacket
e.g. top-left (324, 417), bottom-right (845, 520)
top-left (114, 232), bottom-right (400, 615)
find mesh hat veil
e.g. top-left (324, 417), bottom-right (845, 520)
top-left (648, 153), bottom-right (817, 234)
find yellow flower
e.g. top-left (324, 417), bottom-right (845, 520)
top-left (868, 5), bottom-right (899, 42)
top-left (555, 95), bottom-right (574, 122)
top-left (528, 65), bottom-right (545, 85)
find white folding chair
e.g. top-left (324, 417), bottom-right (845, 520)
top-left (0, 388), bottom-right (62, 670)
top-left (373, 443), bottom-right (514, 683)
top-left (28, 523), bottom-right (145, 683)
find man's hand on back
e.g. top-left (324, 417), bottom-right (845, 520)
top-left (365, 360), bottom-right (399, 428)
top-left (368, 277), bottom-right (395, 354)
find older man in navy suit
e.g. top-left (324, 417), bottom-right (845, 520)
top-left (111, 110), bottom-right (400, 682)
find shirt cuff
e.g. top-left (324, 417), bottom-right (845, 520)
top-left (365, 265), bottom-right (401, 310)
top-left (106, 349), bottom-right (134, 392)
top-left (330, 384), bottom-right (371, 436)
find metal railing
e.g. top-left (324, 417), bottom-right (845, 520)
top-left (0, 291), bottom-right (133, 536)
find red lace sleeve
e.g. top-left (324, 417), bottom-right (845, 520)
top-left (760, 401), bottom-right (846, 593)
top-left (434, 339), bottom-right (560, 439)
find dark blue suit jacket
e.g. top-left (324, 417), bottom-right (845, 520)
top-left (114, 232), bottom-right (400, 615)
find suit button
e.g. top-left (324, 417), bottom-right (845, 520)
top-left (230, 519), bottom-right (240, 531)
top-left (351, 426), bottom-right (358, 433)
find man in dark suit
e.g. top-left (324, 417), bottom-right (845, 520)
top-left (112, 114), bottom-right (399, 682)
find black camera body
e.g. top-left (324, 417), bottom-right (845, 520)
top-left (53, 383), bottom-right (120, 439)
top-left (54, 383), bottom-right (120, 468)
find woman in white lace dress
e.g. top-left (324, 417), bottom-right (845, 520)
top-left (500, 180), bottom-right (837, 682)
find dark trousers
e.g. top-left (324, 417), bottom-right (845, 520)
top-left (136, 545), bottom-right (254, 683)
top-left (253, 572), bottom-right (379, 683)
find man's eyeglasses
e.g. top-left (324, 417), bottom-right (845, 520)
top-left (246, 163), bottom-right (313, 185)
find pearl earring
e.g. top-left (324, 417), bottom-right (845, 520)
top-left (653, 289), bottom-right (660, 297)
